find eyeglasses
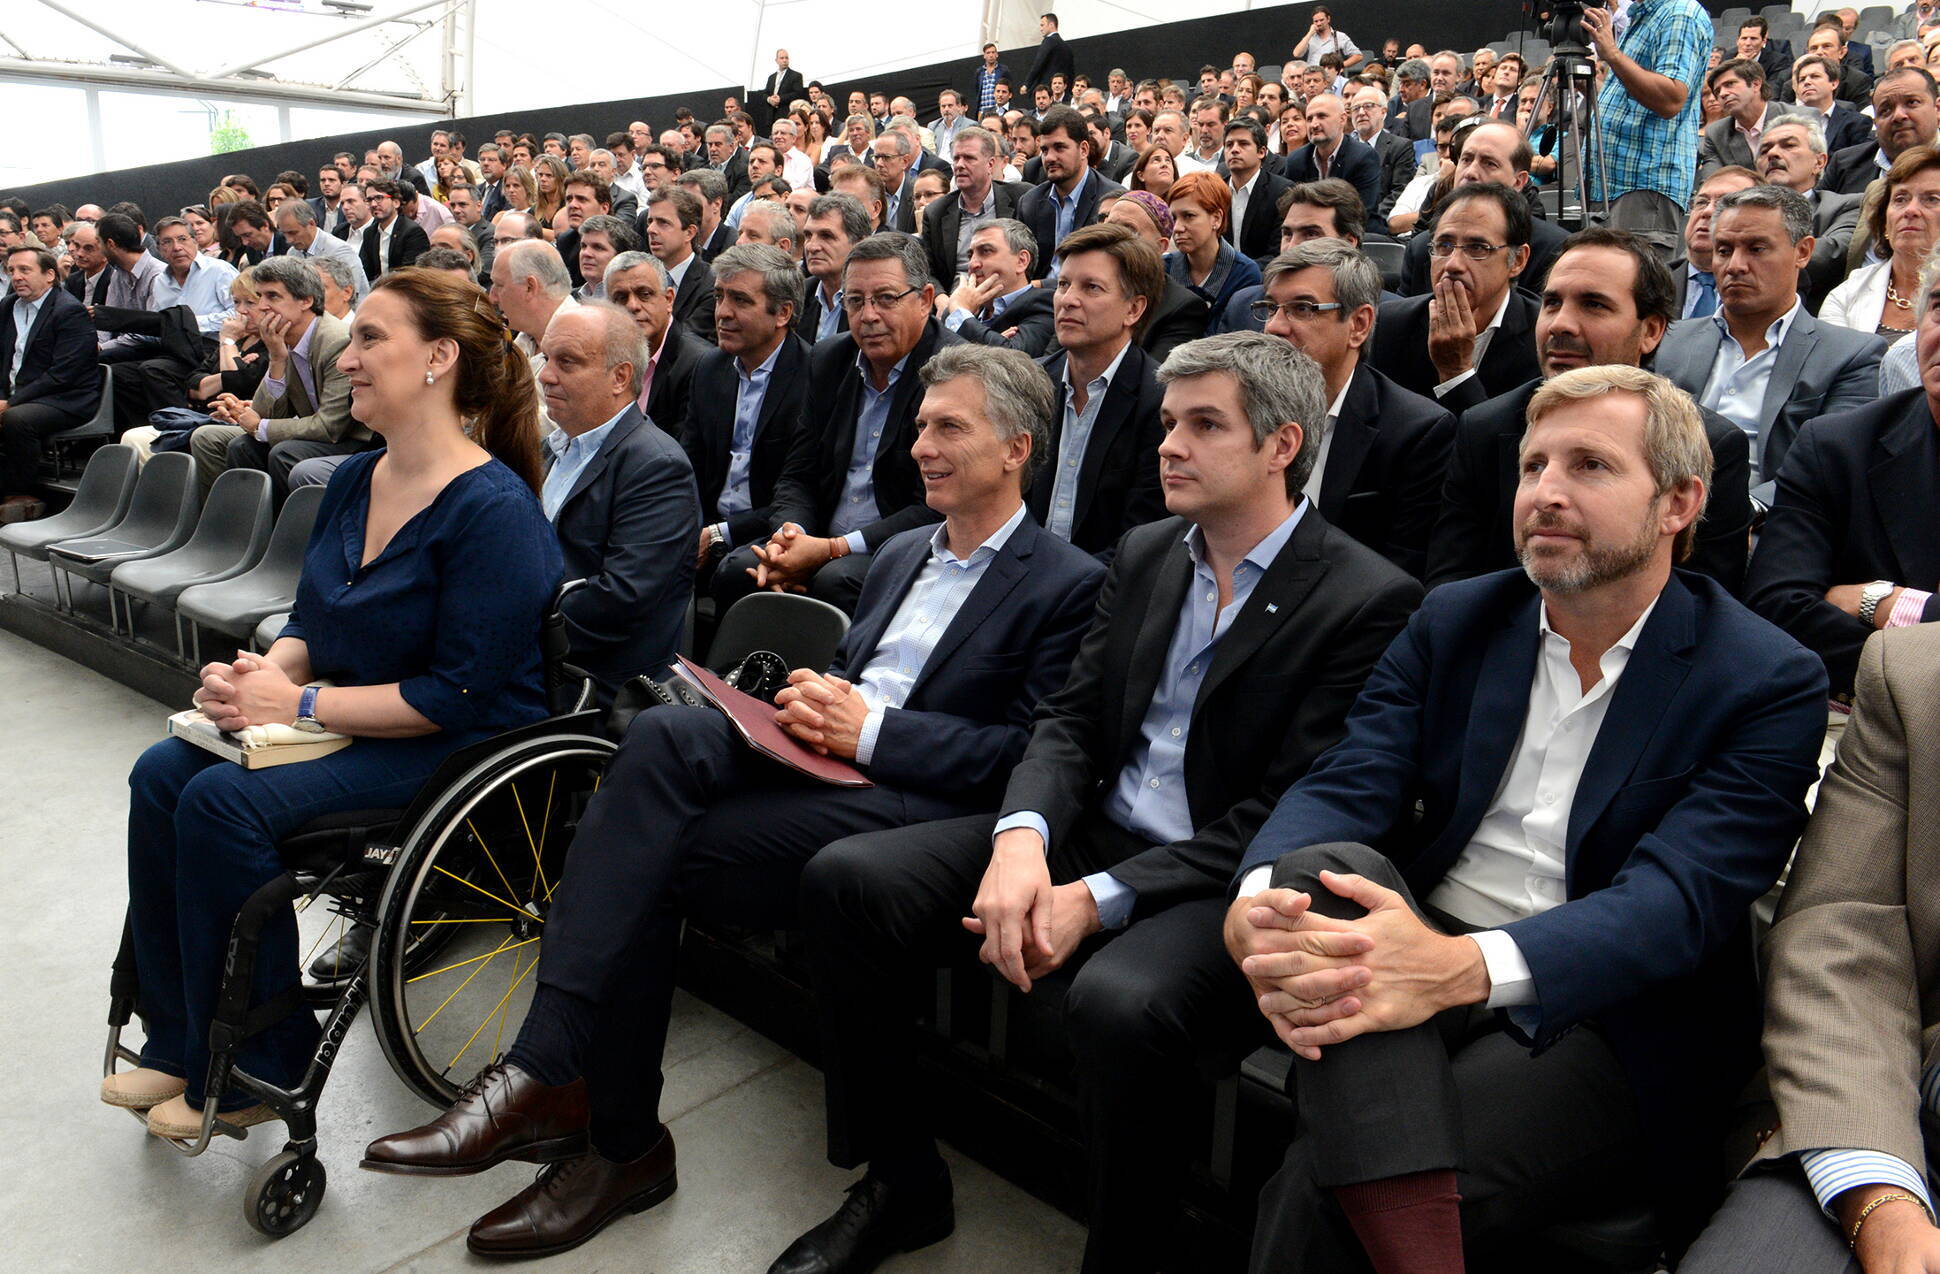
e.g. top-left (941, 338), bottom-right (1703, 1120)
top-left (1428, 239), bottom-right (1513, 260)
top-left (1249, 298), bottom-right (1345, 323)
top-left (841, 286), bottom-right (922, 314)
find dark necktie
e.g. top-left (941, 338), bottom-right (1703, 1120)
top-left (1689, 272), bottom-right (1718, 319)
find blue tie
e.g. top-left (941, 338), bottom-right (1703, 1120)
top-left (1689, 271), bottom-right (1718, 319)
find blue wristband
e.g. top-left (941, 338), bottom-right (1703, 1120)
top-left (298, 684), bottom-right (320, 723)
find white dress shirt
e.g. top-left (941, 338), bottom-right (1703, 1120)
top-left (1300, 378), bottom-right (1351, 505)
top-left (1432, 288), bottom-right (1513, 399)
top-left (1229, 169), bottom-right (1261, 244)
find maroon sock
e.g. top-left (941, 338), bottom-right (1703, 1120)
top-left (1331, 1168), bottom-right (1465, 1274)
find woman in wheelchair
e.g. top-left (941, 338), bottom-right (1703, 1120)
top-left (108, 268), bottom-right (563, 1138)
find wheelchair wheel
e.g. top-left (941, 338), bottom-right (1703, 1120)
top-left (366, 729), bottom-right (613, 1107)
top-left (245, 1149), bottom-right (326, 1237)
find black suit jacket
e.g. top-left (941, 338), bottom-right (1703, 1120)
top-left (1402, 95), bottom-right (1435, 142)
top-left (699, 219), bottom-right (734, 264)
top-left (1367, 291), bottom-right (1541, 412)
top-left (548, 406), bottom-right (702, 697)
top-left (1315, 363), bottom-right (1455, 580)
top-left (1820, 103), bottom-right (1875, 154)
top-left (1029, 343), bottom-right (1166, 557)
top-left (1280, 137), bottom-right (1383, 230)
top-left (1745, 389), bottom-right (1940, 697)
top-left (1000, 511), bottom-right (1422, 915)
top-left (794, 279), bottom-right (850, 343)
top-left (669, 255), bottom-right (716, 342)
top-left (1016, 170), bottom-right (1127, 280)
top-left (0, 287), bottom-right (101, 420)
top-left (754, 67), bottom-right (806, 131)
top-left (769, 322), bottom-right (966, 549)
top-left (1142, 277), bottom-right (1210, 363)
top-left (1820, 139), bottom-right (1884, 196)
top-left (63, 268), bottom-right (111, 305)
top-left (1097, 142), bottom-right (1138, 184)
top-left (1227, 169), bottom-right (1296, 262)
top-left (1400, 210), bottom-right (1570, 297)
top-left (1023, 31), bottom-right (1076, 92)
top-left (716, 150), bottom-right (751, 202)
top-left (643, 323), bottom-right (704, 442)
top-left (918, 180), bottom-right (1028, 287)
top-left (358, 215), bottom-right (432, 280)
top-left (1368, 130), bottom-right (1418, 221)
top-left (682, 335), bottom-right (809, 546)
top-left (948, 285), bottom-right (1056, 357)
top-left (1426, 378), bottom-right (1753, 596)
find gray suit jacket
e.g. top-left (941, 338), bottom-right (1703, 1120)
top-left (1698, 103), bottom-right (1804, 177)
top-left (1655, 307), bottom-right (1884, 479)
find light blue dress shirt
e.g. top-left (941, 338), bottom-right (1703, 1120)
top-left (712, 338), bottom-right (785, 545)
top-left (851, 502), bottom-right (1027, 763)
top-left (817, 285), bottom-right (846, 343)
top-left (1797, 1063), bottom-right (1940, 1225)
top-left (995, 502), bottom-right (1307, 928)
top-left (1045, 170), bottom-right (1095, 280)
top-left (1699, 298), bottom-right (1800, 481)
top-left (540, 405), bottom-right (627, 520)
top-left (1045, 341), bottom-right (1130, 541)
top-left (8, 289), bottom-right (47, 389)
top-left (154, 254), bottom-right (239, 335)
top-left (830, 349), bottom-right (910, 541)
top-left (941, 281), bottom-right (1033, 334)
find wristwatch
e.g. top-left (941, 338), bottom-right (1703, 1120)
top-left (293, 684), bottom-right (326, 734)
top-left (1859, 579), bottom-right (1896, 628)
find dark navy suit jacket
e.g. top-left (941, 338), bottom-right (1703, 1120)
top-left (828, 512), bottom-right (1104, 804)
top-left (1237, 569), bottom-right (1826, 1194)
top-left (0, 286), bottom-right (101, 420)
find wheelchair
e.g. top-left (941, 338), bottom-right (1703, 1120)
top-left (102, 581), bottom-right (618, 1237)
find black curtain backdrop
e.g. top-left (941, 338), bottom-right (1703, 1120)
top-left (4, 0), bottom-right (1535, 220)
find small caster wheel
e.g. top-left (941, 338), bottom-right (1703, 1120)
top-left (245, 1149), bottom-right (326, 1236)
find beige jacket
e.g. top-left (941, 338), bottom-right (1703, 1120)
top-left (249, 311), bottom-right (366, 446)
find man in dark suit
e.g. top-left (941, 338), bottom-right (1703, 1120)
top-left (779, 331), bottom-right (1422, 1274)
top-left (58, 221), bottom-right (112, 305)
top-left (362, 345), bottom-right (1105, 1262)
top-left (1753, 118), bottom-right (1866, 306)
top-left (1087, 112), bottom-right (1138, 183)
top-left (1398, 122), bottom-right (1570, 297)
top-left (1016, 106), bottom-right (1126, 281)
top-left (357, 179), bottom-right (432, 281)
top-left (1229, 365), bottom-right (1827, 1271)
top-left (703, 124), bottom-right (752, 202)
top-left (604, 251), bottom-right (701, 443)
top-left (642, 187), bottom-right (715, 342)
top-left (1804, 14), bottom-right (1875, 104)
top-left (1745, 376), bottom-right (1940, 699)
top-left (1280, 94), bottom-right (1382, 231)
top-left (722, 233), bottom-right (965, 613)
top-left (1791, 53), bottom-right (1875, 153)
top-left (1388, 59), bottom-right (1433, 140)
top-left (684, 244), bottom-right (810, 591)
top-left (1370, 184), bottom-right (1541, 414)
top-left (1698, 59), bottom-right (1803, 176)
top-left (535, 303), bottom-right (701, 699)
top-left (0, 245), bottom-right (99, 521)
top-left (870, 131), bottom-right (923, 235)
top-left (918, 126), bottom-right (1027, 287)
top-left (753, 48), bottom-right (806, 134)
top-left (1428, 229), bottom-right (1752, 595)
top-left (1656, 185), bottom-right (1884, 484)
top-left (1818, 66), bottom-right (1939, 195)
top-left (1349, 85), bottom-right (1418, 223)
top-left (932, 220), bottom-right (1056, 357)
top-left (1223, 117), bottom-right (1296, 263)
top-left (1259, 239), bottom-right (1453, 580)
top-left (1023, 11), bottom-right (1075, 94)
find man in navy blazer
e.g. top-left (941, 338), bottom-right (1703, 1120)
top-left (1279, 95), bottom-right (1382, 235)
top-left (1226, 366), bottom-right (1826, 1272)
top-left (536, 305), bottom-right (701, 700)
top-left (361, 344), bottom-right (1105, 1261)
top-left (1016, 107), bottom-right (1125, 281)
top-left (1, 245), bottom-right (100, 521)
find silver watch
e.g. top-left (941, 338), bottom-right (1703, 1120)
top-left (1859, 579), bottom-right (1895, 628)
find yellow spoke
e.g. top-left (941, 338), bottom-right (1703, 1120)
top-left (511, 776), bottom-right (553, 903)
top-left (407, 934), bottom-right (539, 984)
top-left (412, 933), bottom-right (516, 1032)
top-left (465, 817), bottom-right (525, 913)
top-left (448, 942), bottom-right (541, 1072)
top-left (491, 947), bottom-right (525, 1063)
top-left (410, 916), bottom-right (513, 925)
top-left (428, 863), bottom-right (541, 924)
top-left (301, 909), bottom-right (345, 971)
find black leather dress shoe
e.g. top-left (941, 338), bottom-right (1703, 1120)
top-left (361, 1062), bottom-right (588, 1175)
top-left (767, 1167), bottom-right (954, 1274)
top-left (467, 1128), bottom-right (677, 1258)
top-left (307, 922), bottom-right (373, 981)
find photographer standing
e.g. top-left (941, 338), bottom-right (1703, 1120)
top-left (1585, 0), bottom-right (1714, 241)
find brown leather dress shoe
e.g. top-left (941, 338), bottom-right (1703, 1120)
top-left (467, 1127), bottom-right (677, 1259)
top-left (360, 1062), bottom-right (589, 1176)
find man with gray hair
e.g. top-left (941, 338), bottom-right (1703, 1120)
top-left (735, 200), bottom-right (799, 258)
top-left (1752, 115), bottom-right (1864, 301)
top-left (534, 300), bottom-right (700, 698)
top-left (604, 249), bottom-right (702, 440)
top-left (918, 124), bottom-right (1028, 286)
top-left (191, 254), bottom-right (361, 494)
top-left (1389, 56), bottom-right (1435, 140)
top-left (784, 328), bottom-right (1421, 1274)
top-left (1655, 183), bottom-right (1883, 482)
top-left (490, 238), bottom-right (580, 434)
top-left (676, 166), bottom-right (733, 261)
top-left (275, 196), bottom-right (369, 303)
top-left (930, 218), bottom-right (1052, 355)
top-left (797, 192), bottom-right (872, 342)
top-left (307, 254), bottom-right (358, 321)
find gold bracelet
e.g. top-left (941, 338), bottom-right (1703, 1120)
top-left (1849, 1191), bottom-right (1922, 1249)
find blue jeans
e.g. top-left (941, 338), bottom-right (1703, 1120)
top-left (126, 732), bottom-right (484, 1105)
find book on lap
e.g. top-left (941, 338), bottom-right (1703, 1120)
top-left (167, 708), bottom-right (350, 770)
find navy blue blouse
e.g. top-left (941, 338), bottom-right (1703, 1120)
top-left (282, 450), bottom-right (563, 736)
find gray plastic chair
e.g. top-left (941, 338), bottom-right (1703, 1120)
top-left (706, 592), bottom-right (851, 675)
top-left (176, 483), bottom-right (325, 665)
top-left (111, 468), bottom-right (274, 650)
top-left (1362, 240), bottom-right (1405, 294)
top-left (254, 611), bottom-right (291, 652)
top-left (1, 443), bottom-right (137, 594)
top-left (45, 451), bottom-right (198, 614)
top-left (44, 369), bottom-right (115, 479)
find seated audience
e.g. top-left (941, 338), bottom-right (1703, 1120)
top-left (1369, 182), bottom-right (1540, 412)
top-left (917, 126), bottom-right (1027, 288)
top-left (535, 302), bottom-right (700, 698)
top-left (1751, 117), bottom-right (1863, 306)
top-left (1819, 66), bottom-right (1939, 196)
top-left (1131, 143), bottom-right (1179, 194)
top-left (568, 214), bottom-right (639, 301)
top-left (0, 244), bottom-right (99, 524)
top-left (358, 343), bottom-right (1104, 1260)
top-left (1655, 185), bottom-right (1885, 483)
top-left (106, 268), bottom-right (558, 1139)
top-left (1223, 116), bottom-right (1295, 262)
top-left (931, 219), bottom-right (1054, 356)
top-left (1698, 58), bottom-right (1802, 176)
top-left (1256, 239), bottom-right (1453, 578)
top-left (1166, 172), bottom-right (1263, 336)
top-left (358, 180), bottom-right (433, 280)
top-left (783, 330), bottom-right (1421, 1274)
top-left (1791, 52), bottom-right (1874, 153)
top-left (1219, 179), bottom-right (1381, 334)
top-left (1280, 95), bottom-right (1381, 233)
top-left (94, 212), bottom-right (168, 359)
top-left (797, 193), bottom-right (868, 342)
top-left (734, 201), bottom-right (798, 258)
top-left (643, 187), bottom-right (716, 341)
top-left (1017, 106), bottom-right (1125, 281)
top-left (276, 198), bottom-right (370, 304)
top-left (1672, 165), bottom-right (1761, 319)
top-left (1431, 228), bottom-right (1753, 593)
top-left (1397, 121), bottom-right (1568, 297)
top-left (1819, 143), bottom-right (1940, 344)
top-left (490, 238), bottom-right (579, 421)
top-left (189, 256), bottom-right (362, 495)
top-left (1227, 364), bottom-right (1827, 1272)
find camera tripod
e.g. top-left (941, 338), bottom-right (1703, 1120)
top-left (1523, 39), bottom-right (1612, 229)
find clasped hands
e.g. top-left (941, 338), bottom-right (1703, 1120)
top-left (207, 392), bottom-right (262, 431)
top-left (772, 668), bottom-right (865, 758)
top-left (192, 652), bottom-right (300, 731)
top-left (1224, 870), bottom-right (1488, 1061)
top-left (748, 522), bottom-right (833, 593)
top-left (963, 828), bottom-right (1100, 992)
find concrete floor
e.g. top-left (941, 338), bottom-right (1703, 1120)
top-left (0, 625), bottom-right (1084, 1273)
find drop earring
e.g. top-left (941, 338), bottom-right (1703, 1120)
top-left (425, 371), bottom-right (436, 385)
